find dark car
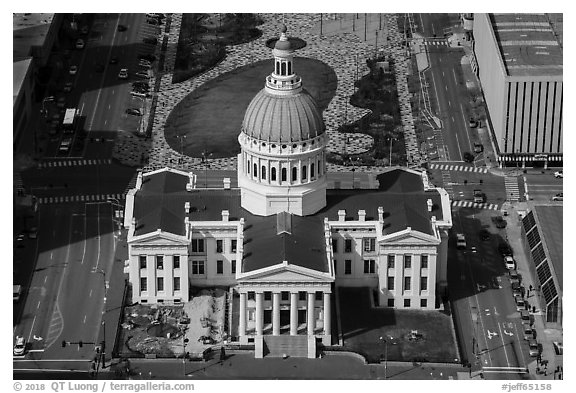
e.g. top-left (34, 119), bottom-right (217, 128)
top-left (143, 37), bottom-right (158, 45)
top-left (474, 143), bottom-right (484, 153)
top-left (463, 152), bottom-right (475, 163)
top-left (118, 24), bottom-right (127, 32)
top-left (110, 57), bottom-right (119, 65)
top-left (498, 242), bottom-right (513, 257)
top-left (469, 118), bottom-right (479, 128)
top-left (132, 81), bottom-right (150, 91)
top-left (479, 229), bottom-right (491, 241)
top-left (138, 54), bottom-right (156, 62)
top-left (146, 17), bottom-right (161, 25)
top-left (125, 108), bottom-right (143, 116)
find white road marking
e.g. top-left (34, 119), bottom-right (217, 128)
top-left (108, 104), bottom-right (111, 110)
top-left (445, 84), bottom-right (448, 91)
top-left (448, 100), bottom-right (451, 108)
top-left (83, 315), bottom-right (87, 324)
top-left (44, 276), bottom-right (47, 284)
top-left (50, 251), bottom-right (53, 259)
top-left (497, 322), bottom-right (511, 367)
top-left (459, 103), bottom-right (473, 148)
top-left (37, 301), bottom-right (41, 310)
top-left (89, 289), bottom-right (92, 298)
top-left (112, 89), bottom-right (115, 95)
top-left (80, 102), bottom-right (85, 116)
top-left (27, 316), bottom-right (37, 343)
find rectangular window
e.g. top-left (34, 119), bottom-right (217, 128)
top-left (333, 259), bottom-right (337, 274)
top-left (344, 239), bottom-right (352, 253)
top-left (173, 277), bottom-right (180, 291)
top-left (404, 255), bottom-right (412, 269)
top-left (231, 260), bottom-right (236, 274)
top-left (192, 261), bottom-right (205, 275)
top-left (281, 292), bottom-right (289, 301)
top-left (332, 238), bottom-right (338, 253)
top-left (420, 276), bottom-right (428, 291)
top-left (420, 299), bottom-right (427, 308)
top-left (157, 277), bottom-right (164, 291)
top-left (192, 239), bottom-right (205, 253)
top-left (363, 259), bottom-right (375, 274)
top-left (302, 165), bottom-right (307, 180)
top-left (344, 259), bottom-right (352, 275)
top-left (140, 277), bottom-right (147, 292)
top-left (387, 255), bottom-right (395, 269)
top-left (404, 299), bottom-right (410, 308)
top-left (421, 255), bottom-right (428, 269)
top-left (404, 276), bottom-right (411, 291)
top-left (248, 292), bottom-right (255, 301)
top-left (216, 240), bottom-right (223, 253)
top-left (387, 299), bottom-right (395, 307)
top-left (139, 255), bottom-right (147, 269)
top-left (173, 255), bottom-right (180, 269)
top-left (217, 260), bottom-right (223, 275)
top-left (363, 238), bottom-right (376, 252)
top-left (387, 276), bottom-right (395, 290)
top-left (156, 255), bottom-right (164, 270)
top-left (299, 292), bottom-right (306, 301)
top-left (231, 239), bottom-right (237, 253)
top-left (264, 292), bottom-right (272, 301)
top-left (315, 292), bottom-right (322, 301)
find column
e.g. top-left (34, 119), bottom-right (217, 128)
top-left (272, 291), bottom-right (280, 335)
top-left (323, 292), bottom-right (331, 335)
top-left (255, 291), bottom-right (263, 336)
top-left (290, 292), bottom-right (298, 335)
top-left (307, 291), bottom-right (315, 335)
top-left (239, 291), bottom-right (247, 337)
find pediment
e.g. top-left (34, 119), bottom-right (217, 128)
top-left (380, 229), bottom-right (438, 245)
top-left (239, 264), bottom-right (333, 283)
top-left (130, 231), bottom-right (188, 246)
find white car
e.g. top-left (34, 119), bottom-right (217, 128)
top-left (13, 336), bottom-right (26, 356)
top-left (504, 256), bottom-right (516, 270)
top-left (75, 39), bottom-right (85, 49)
top-left (69, 65), bottom-right (78, 75)
top-left (59, 138), bottom-right (72, 153)
top-left (552, 192), bottom-right (563, 201)
top-left (118, 68), bottom-right (129, 79)
top-left (456, 233), bottom-right (467, 250)
top-left (554, 171), bottom-right (563, 178)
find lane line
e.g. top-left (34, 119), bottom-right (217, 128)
top-left (497, 321), bottom-right (511, 367)
top-left (37, 301), bottom-right (41, 310)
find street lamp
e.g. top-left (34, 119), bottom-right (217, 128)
top-left (107, 198), bottom-right (123, 236)
top-left (92, 267), bottom-right (108, 369)
top-left (182, 337), bottom-right (189, 376)
top-left (380, 335), bottom-right (396, 379)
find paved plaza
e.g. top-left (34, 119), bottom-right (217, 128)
top-left (112, 14), bottom-right (424, 174)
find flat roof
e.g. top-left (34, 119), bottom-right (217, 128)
top-left (490, 13), bottom-right (563, 77)
top-left (132, 168), bottom-right (440, 273)
top-left (533, 205), bottom-right (563, 291)
top-left (13, 13), bottom-right (55, 60)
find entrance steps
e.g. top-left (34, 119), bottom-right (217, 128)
top-left (263, 335), bottom-right (309, 358)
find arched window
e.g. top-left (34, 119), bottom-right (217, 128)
top-left (261, 166), bottom-right (266, 180)
top-left (247, 159), bottom-right (251, 174)
top-left (287, 62), bottom-right (292, 75)
top-left (318, 159), bottom-right (322, 175)
top-left (281, 168), bottom-right (287, 182)
top-left (271, 167), bottom-right (277, 181)
top-left (291, 167), bottom-right (297, 182)
top-left (311, 163), bottom-right (315, 179)
top-left (253, 163), bottom-right (258, 178)
top-left (275, 61), bottom-right (279, 74)
top-left (281, 62), bottom-right (286, 76)
top-left (302, 165), bottom-right (307, 180)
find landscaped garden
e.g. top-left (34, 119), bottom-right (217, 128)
top-left (327, 57), bottom-right (407, 167)
top-left (164, 58), bottom-right (337, 158)
top-left (338, 287), bottom-right (459, 364)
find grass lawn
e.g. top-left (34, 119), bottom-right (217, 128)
top-left (163, 57), bottom-right (337, 158)
top-left (338, 287), bottom-right (459, 364)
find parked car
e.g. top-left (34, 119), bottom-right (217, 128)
top-left (522, 322), bottom-right (533, 340)
top-left (473, 142), bottom-right (483, 153)
top-left (456, 233), bottom-right (467, 250)
top-left (69, 65), bottom-right (78, 75)
top-left (59, 138), bottom-right (72, 153)
top-left (75, 38), bottom-right (85, 49)
top-left (13, 285), bottom-right (23, 302)
top-left (118, 24), bottom-right (127, 32)
top-left (473, 189), bottom-right (485, 203)
top-left (554, 171), bottom-right (563, 178)
top-left (509, 269), bottom-right (521, 285)
top-left (463, 151), bottom-right (474, 163)
top-left (514, 295), bottom-right (525, 311)
top-left (130, 90), bottom-right (148, 98)
top-left (118, 68), bottom-right (129, 79)
top-left (139, 60), bottom-right (152, 68)
top-left (28, 227), bottom-right (37, 239)
top-left (142, 37), bottom-right (158, 45)
top-left (63, 82), bottom-right (73, 92)
top-left (528, 339), bottom-right (540, 357)
top-left (138, 54), bottom-right (156, 62)
top-left (135, 71), bottom-right (150, 79)
top-left (512, 282), bottom-right (522, 297)
top-left (13, 336), bottom-right (26, 356)
top-left (110, 57), bottom-right (119, 64)
top-left (492, 215), bottom-right (507, 229)
top-left (469, 118), bottom-right (479, 128)
top-left (504, 255), bottom-right (516, 270)
top-left (125, 108), bottom-right (143, 116)
top-left (552, 192), bottom-right (563, 201)
top-left (498, 242), bottom-right (513, 257)
top-left (479, 229), bottom-right (491, 241)
top-left (132, 81), bottom-right (149, 91)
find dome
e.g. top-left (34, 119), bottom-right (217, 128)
top-left (242, 88), bottom-right (325, 143)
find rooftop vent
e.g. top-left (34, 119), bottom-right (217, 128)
top-left (276, 211), bottom-right (292, 235)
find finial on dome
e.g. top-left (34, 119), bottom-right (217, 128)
top-left (281, 24), bottom-right (287, 34)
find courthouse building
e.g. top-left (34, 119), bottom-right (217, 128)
top-left (124, 27), bottom-right (452, 357)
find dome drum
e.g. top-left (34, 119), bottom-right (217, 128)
top-left (239, 133), bottom-right (328, 157)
